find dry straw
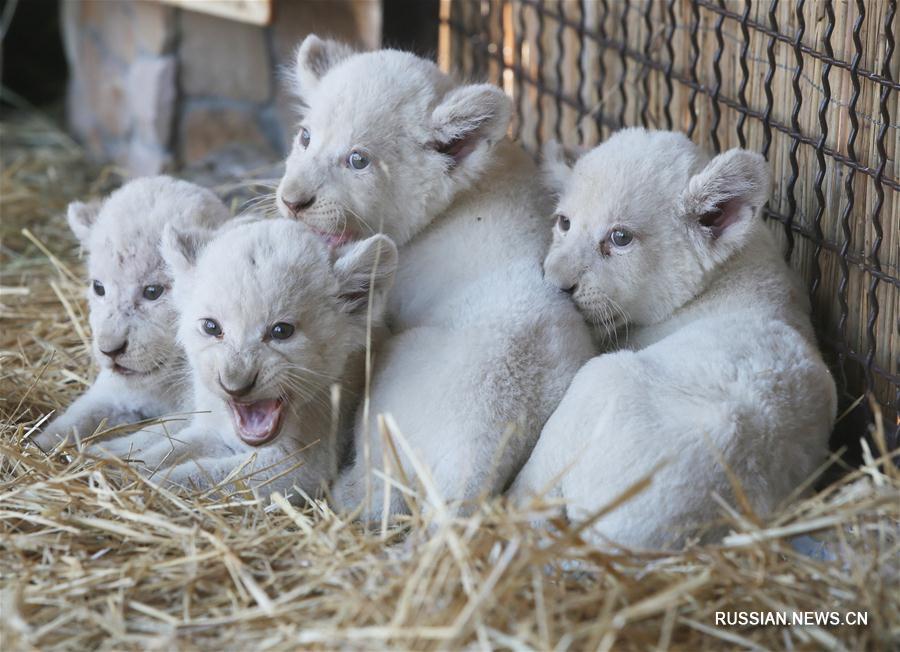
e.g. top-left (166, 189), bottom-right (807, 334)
top-left (2, 111), bottom-right (899, 650)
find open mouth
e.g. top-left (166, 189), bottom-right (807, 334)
top-left (310, 227), bottom-right (355, 248)
top-left (227, 398), bottom-right (285, 446)
top-left (111, 362), bottom-right (161, 377)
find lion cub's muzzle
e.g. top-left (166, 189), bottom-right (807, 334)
top-left (217, 371), bottom-right (285, 445)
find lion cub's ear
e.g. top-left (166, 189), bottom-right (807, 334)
top-left (293, 34), bottom-right (355, 100)
top-left (333, 234), bottom-right (399, 314)
top-left (160, 224), bottom-right (214, 277)
top-left (680, 148), bottom-right (770, 262)
top-left (66, 199), bottom-right (103, 248)
top-left (430, 84), bottom-right (512, 166)
top-left (541, 140), bottom-right (587, 196)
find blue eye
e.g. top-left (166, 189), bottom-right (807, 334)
top-left (556, 215), bottom-right (570, 232)
top-left (348, 150), bottom-right (370, 170)
top-left (201, 319), bottom-right (222, 337)
top-left (299, 127), bottom-right (310, 149)
top-left (270, 322), bottom-right (295, 340)
top-left (610, 229), bottom-right (633, 247)
top-left (143, 285), bottom-right (164, 301)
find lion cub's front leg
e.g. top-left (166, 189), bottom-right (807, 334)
top-left (136, 419), bottom-right (304, 498)
top-left (34, 372), bottom-right (149, 452)
top-left (87, 413), bottom-right (191, 460)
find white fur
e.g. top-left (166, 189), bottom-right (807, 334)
top-left (510, 129), bottom-right (837, 549)
top-left (130, 219), bottom-right (397, 500)
top-left (277, 36), bottom-right (595, 517)
top-left (35, 177), bottom-right (231, 453)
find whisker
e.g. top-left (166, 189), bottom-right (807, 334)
top-left (341, 202), bottom-right (379, 237)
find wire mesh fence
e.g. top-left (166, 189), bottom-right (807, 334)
top-left (440, 0), bottom-right (899, 441)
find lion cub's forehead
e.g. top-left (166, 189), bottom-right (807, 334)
top-left (309, 50), bottom-right (452, 140)
top-left (90, 243), bottom-right (167, 285)
top-left (88, 221), bottom-right (170, 283)
top-left (93, 177), bottom-right (222, 236)
top-left (563, 130), bottom-right (705, 229)
top-left (88, 177), bottom-right (226, 283)
top-left (195, 222), bottom-right (334, 306)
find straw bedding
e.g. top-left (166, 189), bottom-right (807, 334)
top-left (2, 113), bottom-right (898, 651)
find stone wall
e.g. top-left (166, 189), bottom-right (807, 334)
top-left (62, 0), bottom-right (381, 176)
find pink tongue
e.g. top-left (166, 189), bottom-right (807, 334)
top-left (231, 399), bottom-right (283, 444)
top-left (325, 234), bottom-right (351, 246)
top-left (315, 229), bottom-right (353, 247)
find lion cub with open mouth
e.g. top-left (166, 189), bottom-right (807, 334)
top-left (136, 218), bottom-right (397, 499)
top-left (511, 129), bottom-right (836, 549)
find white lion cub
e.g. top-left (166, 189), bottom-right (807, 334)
top-left (510, 128), bottom-right (837, 549)
top-left (277, 36), bottom-right (595, 517)
top-left (35, 177), bottom-right (231, 453)
top-left (132, 219), bottom-right (397, 499)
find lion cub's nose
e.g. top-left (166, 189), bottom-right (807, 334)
top-left (100, 340), bottom-right (127, 358)
top-left (219, 372), bottom-right (259, 398)
top-left (282, 195), bottom-right (316, 216)
top-left (561, 284), bottom-right (577, 295)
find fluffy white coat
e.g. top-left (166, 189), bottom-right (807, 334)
top-left (510, 129), bottom-right (837, 549)
top-left (131, 218), bottom-right (398, 499)
top-left (276, 36), bottom-right (595, 517)
top-left (35, 176), bottom-right (231, 453)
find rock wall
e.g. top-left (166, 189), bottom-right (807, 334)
top-left (62, 0), bottom-right (381, 175)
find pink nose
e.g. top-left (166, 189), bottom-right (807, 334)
top-left (282, 195), bottom-right (316, 215)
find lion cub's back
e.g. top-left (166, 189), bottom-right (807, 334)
top-left (389, 140), bottom-right (558, 330)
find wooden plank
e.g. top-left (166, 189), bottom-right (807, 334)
top-left (155, 0), bottom-right (272, 26)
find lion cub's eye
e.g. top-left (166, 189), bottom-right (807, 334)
top-left (556, 215), bottom-right (571, 232)
top-left (270, 322), bottom-right (295, 340)
top-left (201, 319), bottom-right (223, 337)
top-left (92, 280), bottom-right (105, 296)
top-left (610, 228), bottom-right (634, 247)
top-left (142, 284), bottom-right (164, 301)
top-left (299, 127), bottom-right (311, 149)
top-left (348, 150), bottom-right (370, 170)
